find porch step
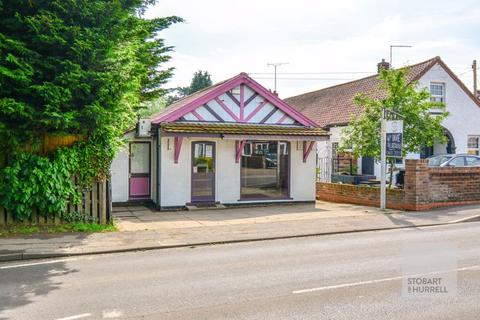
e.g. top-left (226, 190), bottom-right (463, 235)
top-left (186, 204), bottom-right (226, 211)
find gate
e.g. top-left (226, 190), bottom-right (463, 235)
top-left (316, 145), bottom-right (332, 182)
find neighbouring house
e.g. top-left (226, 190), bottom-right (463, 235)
top-left (110, 72), bottom-right (328, 209)
top-left (285, 56), bottom-right (480, 180)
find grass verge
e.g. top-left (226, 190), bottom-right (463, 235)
top-left (0, 222), bottom-right (117, 237)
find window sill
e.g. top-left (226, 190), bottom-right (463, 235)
top-left (238, 197), bottom-right (293, 202)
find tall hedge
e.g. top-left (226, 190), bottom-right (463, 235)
top-left (0, 0), bottom-right (181, 219)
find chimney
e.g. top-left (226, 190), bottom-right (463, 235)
top-left (377, 58), bottom-right (390, 73)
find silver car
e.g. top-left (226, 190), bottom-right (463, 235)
top-left (427, 154), bottom-right (480, 167)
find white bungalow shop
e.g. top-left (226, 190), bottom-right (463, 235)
top-left (110, 73), bottom-right (328, 210)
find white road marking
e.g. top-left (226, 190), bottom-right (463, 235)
top-left (0, 258), bottom-right (78, 270)
top-left (102, 309), bottom-right (123, 318)
top-left (55, 313), bottom-right (91, 320)
top-left (293, 264), bottom-right (480, 294)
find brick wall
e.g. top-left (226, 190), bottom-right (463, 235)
top-left (316, 182), bottom-right (406, 210)
top-left (317, 159), bottom-right (480, 211)
top-left (407, 160), bottom-right (480, 210)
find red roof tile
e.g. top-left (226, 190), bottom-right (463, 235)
top-left (285, 57), bottom-right (445, 128)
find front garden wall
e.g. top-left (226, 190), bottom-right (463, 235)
top-left (317, 159), bottom-right (480, 211)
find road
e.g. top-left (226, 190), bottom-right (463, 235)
top-left (1, 222), bottom-right (480, 320)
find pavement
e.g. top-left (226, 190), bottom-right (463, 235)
top-left (0, 201), bottom-right (480, 262)
top-left (1, 222), bottom-right (480, 319)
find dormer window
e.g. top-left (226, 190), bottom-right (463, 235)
top-left (430, 83), bottom-right (445, 102)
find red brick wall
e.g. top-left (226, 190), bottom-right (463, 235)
top-left (405, 160), bottom-right (480, 210)
top-left (316, 182), bottom-right (406, 210)
top-left (317, 159), bottom-right (480, 211)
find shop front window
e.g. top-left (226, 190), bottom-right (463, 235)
top-left (241, 141), bottom-right (289, 199)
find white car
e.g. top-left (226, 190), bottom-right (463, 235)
top-left (427, 154), bottom-right (480, 167)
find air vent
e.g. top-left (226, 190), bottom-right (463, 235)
top-left (136, 118), bottom-right (151, 137)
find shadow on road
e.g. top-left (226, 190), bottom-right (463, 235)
top-left (0, 260), bottom-right (77, 319)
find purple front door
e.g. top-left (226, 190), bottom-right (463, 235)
top-left (129, 142), bottom-right (150, 199)
top-left (191, 142), bottom-right (215, 203)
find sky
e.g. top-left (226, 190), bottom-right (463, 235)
top-left (145, 0), bottom-right (480, 98)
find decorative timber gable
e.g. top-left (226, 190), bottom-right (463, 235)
top-left (151, 73), bottom-right (318, 127)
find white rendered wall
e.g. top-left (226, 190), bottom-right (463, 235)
top-left (111, 147), bottom-right (129, 202)
top-left (417, 63), bottom-right (480, 154)
top-left (110, 131), bottom-right (155, 203)
top-left (315, 126), bottom-right (343, 159)
top-left (160, 136), bottom-right (192, 207)
top-left (290, 141), bottom-right (317, 201)
top-left (216, 139), bottom-right (241, 203)
top-left (159, 137), bottom-right (317, 207)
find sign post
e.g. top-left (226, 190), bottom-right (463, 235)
top-left (386, 120), bottom-right (404, 158)
top-left (380, 113), bottom-right (404, 210)
top-left (380, 110), bottom-right (387, 210)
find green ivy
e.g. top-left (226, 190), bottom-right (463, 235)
top-left (0, 131), bottom-right (121, 220)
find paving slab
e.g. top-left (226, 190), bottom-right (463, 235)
top-left (1, 201), bottom-right (479, 262)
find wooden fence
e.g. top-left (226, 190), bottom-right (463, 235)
top-left (0, 180), bottom-right (111, 226)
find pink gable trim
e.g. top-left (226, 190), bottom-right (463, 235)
top-left (190, 109), bottom-right (204, 121)
top-left (303, 141), bottom-right (315, 163)
top-left (215, 97), bottom-right (241, 122)
top-left (151, 73), bottom-right (318, 126)
top-left (174, 136), bottom-right (183, 164)
top-left (276, 113), bottom-right (289, 124)
top-left (235, 140), bottom-right (246, 163)
top-left (239, 84), bottom-right (245, 122)
top-left (244, 99), bottom-right (268, 122)
top-left (243, 76), bottom-right (318, 127)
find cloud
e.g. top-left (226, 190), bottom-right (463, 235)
top-left (146, 0), bottom-right (480, 98)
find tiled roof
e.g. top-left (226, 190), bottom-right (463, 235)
top-left (284, 57), bottom-right (443, 128)
top-left (160, 122), bottom-right (328, 137)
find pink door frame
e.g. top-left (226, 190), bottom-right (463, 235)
top-left (129, 141), bottom-right (151, 200)
top-left (191, 141), bottom-right (216, 203)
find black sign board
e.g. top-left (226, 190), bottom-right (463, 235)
top-left (386, 133), bottom-right (403, 157)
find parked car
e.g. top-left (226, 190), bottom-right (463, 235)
top-left (427, 154), bottom-right (480, 167)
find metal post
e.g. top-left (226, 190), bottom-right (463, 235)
top-left (389, 46), bottom-right (393, 69)
top-left (273, 64), bottom-right (277, 92)
top-left (267, 62), bottom-right (288, 93)
top-left (380, 108), bottom-right (387, 210)
top-left (389, 45), bottom-right (412, 68)
top-left (473, 60), bottom-right (477, 95)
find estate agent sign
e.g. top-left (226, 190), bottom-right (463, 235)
top-left (386, 120), bottom-right (403, 158)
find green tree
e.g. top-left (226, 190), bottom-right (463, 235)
top-left (0, 0), bottom-right (181, 151)
top-left (137, 97), bottom-right (167, 118)
top-left (188, 70), bottom-right (212, 94)
top-left (167, 70), bottom-right (212, 105)
top-left (340, 68), bottom-right (449, 186)
top-left (0, 0), bottom-right (181, 219)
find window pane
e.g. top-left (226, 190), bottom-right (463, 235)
top-left (241, 141), bottom-right (289, 199)
top-left (449, 157), bottom-right (465, 167)
top-left (130, 143), bottom-right (149, 174)
top-left (468, 136), bottom-right (479, 148)
top-left (466, 157), bottom-right (480, 166)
